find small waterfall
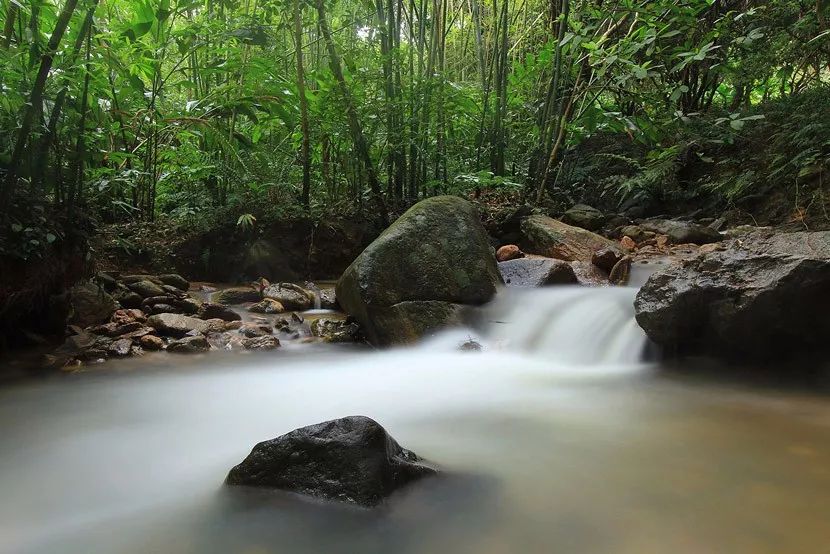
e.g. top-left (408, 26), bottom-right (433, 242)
top-left (463, 286), bottom-right (649, 365)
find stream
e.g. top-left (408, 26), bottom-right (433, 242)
top-left (0, 284), bottom-right (828, 553)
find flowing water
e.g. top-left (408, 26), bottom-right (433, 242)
top-left (1, 284), bottom-right (829, 553)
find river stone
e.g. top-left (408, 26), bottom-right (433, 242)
top-left (561, 204), bottom-right (605, 231)
top-left (592, 247), bottom-right (623, 273)
top-left (635, 230), bottom-right (830, 360)
top-left (167, 335), bottom-right (210, 353)
top-left (496, 244), bottom-right (524, 262)
top-left (147, 313), bottom-right (210, 337)
top-left (107, 338), bottom-right (133, 357)
top-left (499, 258), bottom-right (577, 287)
top-left (67, 282), bottom-right (118, 327)
top-left (310, 317), bottom-right (361, 342)
top-left (198, 302), bottom-right (242, 321)
top-left (112, 287), bottom-right (144, 309)
top-left (212, 287), bottom-right (262, 305)
top-left (336, 196), bottom-right (501, 345)
top-left (157, 274), bottom-right (189, 291)
top-left (128, 280), bottom-right (167, 298)
top-left (263, 283), bottom-right (314, 311)
top-left (241, 335), bottom-right (281, 350)
top-left (639, 219), bottom-right (722, 245)
top-left (225, 416), bottom-right (437, 507)
top-left (249, 298), bottom-right (285, 314)
top-left (521, 215), bottom-right (621, 263)
top-left (139, 334), bottom-right (165, 350)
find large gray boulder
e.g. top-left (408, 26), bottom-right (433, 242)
top-left (521, 215), bottom-right (621, 263)
top-left (635, 230), bottom-right (830, 360)
top-left (225, 416), bottom-right (437, 507)
top-left (336, 196), bottom-right (502, 345)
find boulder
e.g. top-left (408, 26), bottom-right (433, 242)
top-left (198, 302), bottom-right (242, 321)
top-left (635, 231), bottom-right (830, 360)
top-left (336, 196), bottom-right (501, 345)
top-left (310, 317), bottom-right (361, 342)
top-left (167, 335), bottom-right (210, 353)
top-left (496, 244), bottom-right (524, 262)
top-left (157, 274), bottom-right (189, 291)
top-left (107, 338), bottom-right (133, 357)
top-left (211, 287), bottom-right (262, 305)
top-left (239, 322), bottom-right (273, 338)
top-left (561, 204), bottom-right (605, 231)
top-left (609, 256), bottom-right (632, 285)
top-left (319, 289), bottom-right (338, 310)
top-left (591, 247), bottom-right (623, 274)
top-left (620, 236), bottom-right (637, 251)
top-left (262, 283), bottom-right (315, 311)
top-left (521, 215), bottom-right (622, 263)
top-left (499, 258), bottom-right (577, 287)
top-left (128, 280), bottom-right (167, 298)
top-left (112, 287), bottom-right (143, 309)
top-left (225, 416), bottom-right (437, 507)
top-left (620, 225), bottom-right (647, 243)
top-left (147, 313), bottom-right (210, 337)
top-left (639, 219), bottom-right (722, 245)
top-left (67, 282), bottom-right (117, 327)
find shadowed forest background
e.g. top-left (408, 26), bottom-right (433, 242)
top-left (2, 0), bottom-right (830, 334)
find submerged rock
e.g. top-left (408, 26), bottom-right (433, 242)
top-left (336, 196), bottom-right (501, 345)
top-left (635, 230), bottom-right (830, 360)
top-left (498, 258), bottom-right (577, 287)
top-left (521, 215), bottom-right (621, 263)
top-left (225, 416), bottom-right (437, 507)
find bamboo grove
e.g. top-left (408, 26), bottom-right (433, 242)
top-left (1, 0), bottom-right (829, 232)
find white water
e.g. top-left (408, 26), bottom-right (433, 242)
top-left (0, 286), bottom-right (828, 553)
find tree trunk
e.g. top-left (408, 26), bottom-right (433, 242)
top-left (314, 0), bottom-right (388, 225)
top-left (294, 0), bottom-right (312, 208)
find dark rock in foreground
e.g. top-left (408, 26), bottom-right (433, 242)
top-left (635, 230), bottom-right (830, 360)
top-left (226, 416), bottom-right (437, 507)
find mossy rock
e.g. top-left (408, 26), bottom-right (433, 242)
top-left (336, 196), bottom-right (501, 345)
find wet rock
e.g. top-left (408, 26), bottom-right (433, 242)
top-left (609, 256), bottom-right (632, 286)
top-left (107, 338), bottom-right (133, 357)
top-left (147, 313), bottom-right (210, 337)
top-left (89, 320), bottom-right (143, 337)
top-left (211, 287), bottom-right (262, 305)
top-left (496, 244), bottom-right (524, 262)
top-left (499, 258), bottom-right (577, 287)
top-left (67, 282), bottom-right (118, 327)
top-left (150, 303), bottom-right (178, 315)
top-left (167, 335), bottom-right (210, 353)
top-left (198, 302), bottom-right (242, 321)
top-left (521, 215), bottom-right (622, 263)
top-left (157, 274), bottom-right (189, 291)
top-left (176, 296), bottom-right (202, 314)
top-left (128, 280), bottom-right (167, 299)
top-left (225, 416), bottom-right (437, 507)
top-left (639, 219), bottom-right (721, 245)
top-left (203, 318), bottom-right (229, 333)
top-left (337, 196), bottom-right (501, 345)
top-left (620, 235), bottom-right (637, 251)
top-left (262, 283), bottom-right (315, 311)
top-left (310, 318), bottom-right (361, 343)
top-left (112, 288), bottom-right (144, 309)
top-left (239, 323), bottom-right (273, 338)
top-left (459, 339), bottom-right (482, 351)
top-left (248, 298), bottom-right (286, 314)
top-left (241, 336), bottom-right (281, 350)
top-left (112, 308), bottom-right (146, 324)
top-left (139, 334), bottom-right (165, 350)
top-left (620, 224), bottom-right (647, 243)
top-left (224, 320), bottom-right (243, 331)
top-left (591, 247), bottom-right (623, 274)
top-left (319, 289), bottom-right (338, 310)
top-left (570, 261), bottom-right (609, 287)
top-left (635, 231), bottom-right (830, 360)
top-left (561, 204), bottom-right (605, 231)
